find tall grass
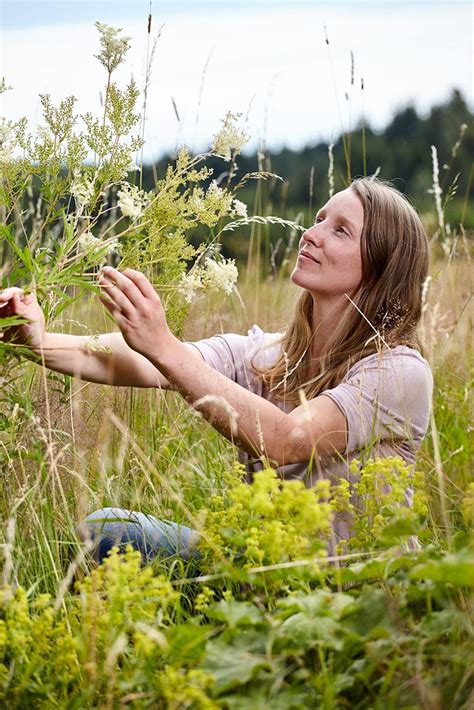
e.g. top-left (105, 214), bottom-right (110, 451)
top-left (0, 19), bottom-right (472, 709)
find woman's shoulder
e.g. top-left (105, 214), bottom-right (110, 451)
top-left (345, 345), bottom-right (433, 387)
top-left (242, 324), bottom-right (284, 367)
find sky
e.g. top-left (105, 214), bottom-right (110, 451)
top-left (0, 1), bottom-right (472, 161)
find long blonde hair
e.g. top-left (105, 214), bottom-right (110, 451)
top-left (258, 177), bottom-right (430, 404)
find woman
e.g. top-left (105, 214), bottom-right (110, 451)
top-left (0, 177), bottom-right (433, 562)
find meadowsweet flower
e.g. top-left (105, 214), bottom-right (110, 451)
top-left (77, 231), bottom-right (118, 257)
top-left (231, 198), bottom-right (248, 218)
top-left (0, 118), bottom-right (14, 162)
top-left (211, 111), bottom-right (249, 160)
top-left (202, 257), bottom-right (238, 295)
top-left (77, 230), bottom-right (101, 254)
top-left (178, 270), bottom-right (203, 303)
top-left (95, 22), bottom-right (131, 74)
top-left (71, 171), bottom-right (95, 213)
top-left (117, 182), bottom-right (150, 221)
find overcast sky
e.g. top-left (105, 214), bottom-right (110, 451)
top-left (1, 1), bottom-right (472, 161)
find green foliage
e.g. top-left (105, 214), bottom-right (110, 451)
top-left (0, 18), bottom-right (472, 710)
top-left (1, 538), bottom-right (472, 708)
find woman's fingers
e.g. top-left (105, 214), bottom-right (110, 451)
top-left (99, 276), bottom-right (135, 319)
top-left (0, 287), bottom-right (24, 308)
top-left (100, 267), bottom-right (147, 308)
top-left (121, 268), bottom-right (157, 299)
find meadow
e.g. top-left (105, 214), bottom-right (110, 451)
top-left (0, 22), bottom-right (473, 709)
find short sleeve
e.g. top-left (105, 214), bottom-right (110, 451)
top-left (188, 325), bottom-right (283, 393)
top-left (322, 348), bottom-right (433, 456)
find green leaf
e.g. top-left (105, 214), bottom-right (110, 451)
top-left (379, 517), bottom-right (422, 542)
top-left (410, 550), bottom-right (474, 587)
top-left (276, 613), bottom-right (346, 652)
top-left (202, 637), bottom-right (275, 694)
top-left (206, 600), bottom-right (264, 629)
top-left (221, 686), bottom-right (310, 709)
top-left (165, 623), bottom-right (211, 664)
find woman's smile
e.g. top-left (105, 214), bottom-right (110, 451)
top-left (298, 250), bottom-right (321, 265)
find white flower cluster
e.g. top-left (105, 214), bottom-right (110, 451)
top-left (117, 182), bottom-right (150, 221)
top-left (178, 257), bottom-right (239, 304)
top-left (211, 111), bottom-right (250, 161)
top-left (202, 257), bottom-right (239, 294)
top-left (71, 171), bottom-right (95, 213)
top-left (77, 230), bottom-right (119, 258)
top-left (231, 198), bottom-right (248, 218)
top-left (95, 22), bottom-right (131, 74)
top-left (0, 119), bottom-right (14, 163)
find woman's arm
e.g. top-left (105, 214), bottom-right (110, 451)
top-left (0, 286), bottom-right (201, 388)
top-left (99, 267), bottom-right (348, 465)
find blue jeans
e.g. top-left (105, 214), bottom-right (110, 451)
top-left (77, 507), bottom-right (200, 564)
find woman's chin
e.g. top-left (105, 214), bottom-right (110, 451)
top-left (290, 267), bottom-right (312, 290)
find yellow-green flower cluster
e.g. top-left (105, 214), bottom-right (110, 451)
top-left (201, 467), bottom-right (333, 568)
top-left (341, 457), bottom-right (427, 549)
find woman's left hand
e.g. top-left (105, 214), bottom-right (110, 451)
top-left (98, 267), bottom-right (176, 359)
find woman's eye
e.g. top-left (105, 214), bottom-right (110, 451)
top-left (336, 226), bottom-right (347, 234)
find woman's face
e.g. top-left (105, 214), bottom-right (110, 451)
top-left (291, 188), bottom-right (364, 301)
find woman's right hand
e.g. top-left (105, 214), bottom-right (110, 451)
top-left (0, 287), bottom-right (46, 351)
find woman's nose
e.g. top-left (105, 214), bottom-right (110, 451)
top-left (303, 224), bottom-right (323, 247)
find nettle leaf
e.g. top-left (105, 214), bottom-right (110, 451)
top-left (206, 600), bottom-right (265, 629)
top-left (410, 550), bottom-right (474, 588)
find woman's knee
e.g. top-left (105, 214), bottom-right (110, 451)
top-left (76, 507), bottom-right (200, 564)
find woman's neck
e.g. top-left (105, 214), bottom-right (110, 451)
top-left (309, 294), bottom-right (350, 359)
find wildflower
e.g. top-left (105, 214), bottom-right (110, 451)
top-left (95, 22), bottom-right (131, 74)
top-left (117, 182), bottom-right (150, 221)
top-left (202, 257), bottom-right (238, 295)
top-left (194, 586), bottom-right (215, 613)
top-left (178, 270), bottom-right (203, 304)
top-left (71, 171), bottom-right (95, 213)
top-left (77, 230), bottom-right (118, 257)
top-left (77, 230), bottom-right (102, 254)
top-left (211, 111), bottom-right (249, 161)
top-left (231, 198), bottom-right (248, 218)
top-left (0, 118), bottom-right (14, 162)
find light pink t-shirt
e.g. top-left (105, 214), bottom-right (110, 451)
top-left (190, 325), bottom-right (433, 547)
